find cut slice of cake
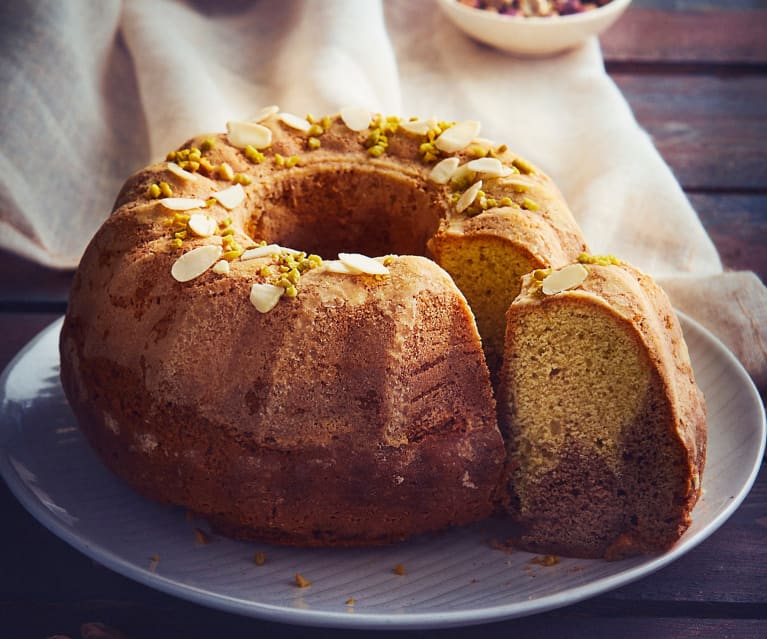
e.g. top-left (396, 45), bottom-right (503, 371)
top-left (498, 256), bottom-right (707, 559)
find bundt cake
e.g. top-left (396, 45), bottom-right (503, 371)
top-left (59, 107), bottom-right (587, 546)
top-left (498, 257), bottom-right (707, 559)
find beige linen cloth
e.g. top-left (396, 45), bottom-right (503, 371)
top-left (1, 0), bottom-right (765, 389)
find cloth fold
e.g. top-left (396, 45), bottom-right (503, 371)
top-left (1, 0), bottom-right (765, 389)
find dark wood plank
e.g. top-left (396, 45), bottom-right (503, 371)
top-left (0, 250), bottom-right (71, 310)
top-left (612, 73), bottom-right (767, 191)
top-left (690, 194), bottom-right (767, 282)
top-left (602, 6), bottom-right (767, 64)
top-left (1, 600), bottom-right (766, 639)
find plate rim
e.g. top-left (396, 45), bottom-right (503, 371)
top-left (0, 314), bottom-right (764, 630)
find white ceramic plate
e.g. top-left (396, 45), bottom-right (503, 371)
top-left (0, 316), bottom-right (764, 629)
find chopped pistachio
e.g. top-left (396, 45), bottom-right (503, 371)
top-left (287, 268), bottom-right (301, 284)
top-left (512, 157), bottom-right (535, 174)
top-left (217, 162), bottom-right (235, 181)
top-left (159, 182), bottom-right (173, 197)
top-left (200, 137), bottom-right (216, 152)
top-left (419, 141), bottom-right (436, 155)
top-left (366, 129), bottom-right (386, 146)
top-left (148, 183), bottom-right (161, 199)
top-left (222, 248), bottom-right (244, 261)
top-left (244, 145), bottom-right (266, 164)
top-left (307, 123), bottom-right (324, 137)
top-left (368, 145), bottom-right (385, 157)
top-left (233, 173), bottom-right (252, 185)
top-left (383, 115), bottom-right (400, 133)
top-left (307, 136), bottom-right (321, 150)
top-left (521, 197), bottom-right (539, 211)
top-left (578, 252), bottom-right (622, 266)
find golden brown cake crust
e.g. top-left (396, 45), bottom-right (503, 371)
top-left (60, 111), bottom-right (585, 546)
top-left (500, 260), bottom-right (706, 558)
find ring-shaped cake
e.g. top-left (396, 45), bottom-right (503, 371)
top-left (60, 107), bottom-right (587, 545)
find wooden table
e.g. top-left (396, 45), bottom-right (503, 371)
top-left (1, 1), bottom-right (765, 637)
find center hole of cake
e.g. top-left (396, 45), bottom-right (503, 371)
top-left (246, 168), bottom-right (443, 258)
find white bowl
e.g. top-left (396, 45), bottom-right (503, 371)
top-left (436, 0), bottom-right (632, 57)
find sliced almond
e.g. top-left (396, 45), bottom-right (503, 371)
top-left (212, 260), bottom-right (230, 275)
top-left (166, 162), bottom-right (197, 182)
top-left (541, 263), bottom-right (589, 295)
top-left (339, 106), bottom-right (372, 132)
top-left (226, 120), bottom-right (273, 149)
top-left (250, 282), bottom-right (284, 313)
top-left (467, 157), bottom-right (507, 178)
top-left (159, 197), bottom-right (207, 211)
top-left (338, 253), bottom-right (389, 276)
top-left (429, 157), bottom-right (461, 184)
top-left (187, 214), bottom-right (218, 238)
top-left (241, 243), bottom-right (299, 261)
top-left (324, 260), bottom-right (358, 274)
top-left (212, 184), bottom-right (245, 210)
top-left (171, 245), bottom-right (223, 282)
top-left (498, 175), bottom-right (535, 190)
top-left (400, 118), bottom-right (436, 135)
top-left (249, 104), bottom-right (279, 122)
top-left (278, 112), bottom-right (312, 132)
top-left (472, 137), bottom-right (497, 148)
top-left (455, 180), bottom-right (483, 213)
top-left (435, 120), bottom-right (481, 153)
